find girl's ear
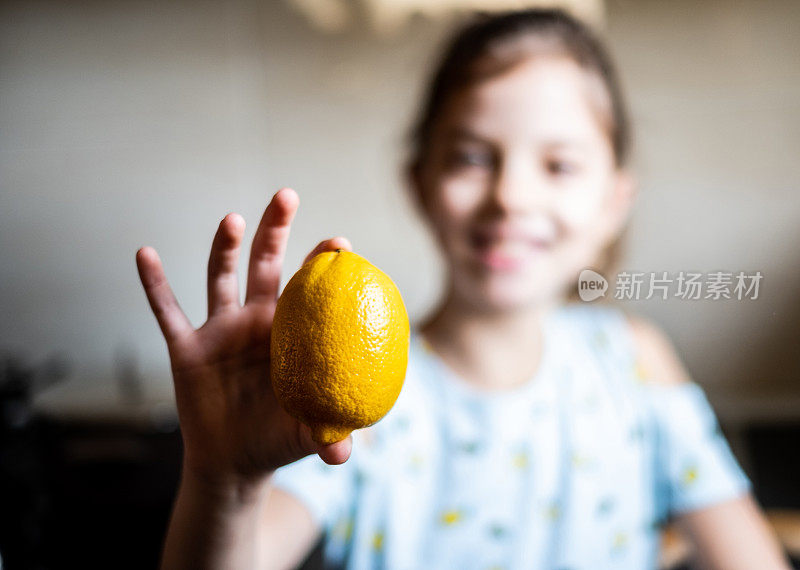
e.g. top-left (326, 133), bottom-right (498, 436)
top-left (603, 169), bottom-right (637, 241)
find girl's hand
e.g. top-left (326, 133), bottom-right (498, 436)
top-left (136, 188), bottom-right (352, 490)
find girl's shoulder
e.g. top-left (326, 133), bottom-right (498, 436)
top-left (552, 302), bottom-right (688, 388)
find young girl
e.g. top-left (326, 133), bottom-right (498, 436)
top-left (136, 9), bottom-right (789, 570)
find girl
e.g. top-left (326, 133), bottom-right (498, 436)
top-left (136, 9), bottom-right (789, 570)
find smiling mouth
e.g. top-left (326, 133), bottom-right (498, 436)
top-left (469, 230), bottom-right (552, 272)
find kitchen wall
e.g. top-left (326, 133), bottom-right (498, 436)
top-left (1, 0), bottom-right (798, 417)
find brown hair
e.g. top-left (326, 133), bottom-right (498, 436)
top-left (407, 9), bottom-right (632, 297)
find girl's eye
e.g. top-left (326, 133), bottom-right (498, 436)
top-left (450, 149), bottom-right (493, 170)
top-left (545, 159), bottom-right (580, 177)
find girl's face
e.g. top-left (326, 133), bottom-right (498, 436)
top-left (414, 56), bottom-right (634, 312)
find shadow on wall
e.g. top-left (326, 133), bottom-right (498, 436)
top-left (731, 248), bottom-right (800, 397)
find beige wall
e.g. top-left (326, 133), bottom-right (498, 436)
top-left (1, 0), bottom-right (798, 418)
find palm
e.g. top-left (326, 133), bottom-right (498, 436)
top-left (136, 189), bottom-right (351, 483)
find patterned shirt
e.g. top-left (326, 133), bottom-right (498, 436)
top-left (272, 303), bottom-right (750, 569)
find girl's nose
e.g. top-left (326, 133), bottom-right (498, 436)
top-left (489, 155), bottom-right (547, 215)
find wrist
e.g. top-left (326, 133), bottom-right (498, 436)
top-left (161, 465), bottom-right (273, 570)
top-left (180, 464), bottom-right (274, 509)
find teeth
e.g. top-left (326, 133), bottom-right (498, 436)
top-left (485, 240), bottom-right (531, 257)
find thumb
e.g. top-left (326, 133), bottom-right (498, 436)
top-left (316, 436), bottom-right (353, 465)
top-left (297, 422), bottom-right (353, 465)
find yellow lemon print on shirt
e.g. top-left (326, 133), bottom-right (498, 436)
top-left (371, 531), bottom-right (384, 551)
top-left (545, 503), bottom-right (561, 521)
top-left (332, 517), bottom-right (354, 541)
top-left (682, 465), bottom-right (699, 486)
top-left (408, 453), bottom-right (425, 470)
top-left (634, 359), bottom-right (649, 383)
top-left (513, 451), bottom-right (529, 469)
top-left (571, 453), bottom-right (593, 469)
top-left (440, 509), bottom-right (463, 526)
top-left (612, 531), bottom-right (629, 552)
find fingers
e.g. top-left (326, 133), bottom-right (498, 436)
top-left (207, 213), bottom-right (246, 318)
top-left (245, 188), bottom-right (300, 305)
top-left (136, 247), bottom-right (194, 343)
top-left (302, 236), bottom-right (353, 266)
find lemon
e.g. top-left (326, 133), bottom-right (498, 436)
top-left (270, 250), bottom-right (410, 445)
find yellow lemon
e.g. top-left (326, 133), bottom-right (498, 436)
top-left (270, 249), bottom-right (410, 445)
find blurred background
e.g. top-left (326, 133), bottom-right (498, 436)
top-left (1, 0), bottom-right (799, 568)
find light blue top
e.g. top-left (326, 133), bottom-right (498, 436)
top-left (272, 304), bottom-right (750, 569)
